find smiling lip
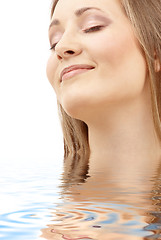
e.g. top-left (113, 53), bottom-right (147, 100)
top-left (60, 64), bottom-right (95, 82)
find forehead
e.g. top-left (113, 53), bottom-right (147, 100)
top-left (52, 0), bottom-right (123, 19)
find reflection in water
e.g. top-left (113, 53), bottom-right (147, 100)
top-left (0, 159), bottom-right (63, 240)
top-left (41, 156), bottom-right (161, 240)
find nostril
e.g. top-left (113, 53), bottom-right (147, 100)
top-left (57, 54), bottom-right (62, 60)
top-left (65, 50), bottom-right (75, 55)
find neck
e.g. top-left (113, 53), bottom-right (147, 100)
top-left (86, 87), bottom-right (161, 176)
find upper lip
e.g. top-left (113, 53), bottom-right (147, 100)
top-left (60, 64), bottom-right (95, 81)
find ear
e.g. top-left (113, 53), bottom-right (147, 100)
top-left (154, 52), bottom-right (161, 72)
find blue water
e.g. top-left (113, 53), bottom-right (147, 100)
top-left (0, 159), bottom-right (63, 240)
top-left (1, 158), bottom-right (161, 239)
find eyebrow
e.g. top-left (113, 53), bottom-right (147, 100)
top-left (49, 7), bottom-right (103, 30)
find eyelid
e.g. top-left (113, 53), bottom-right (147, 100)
top-left (82, 25), bottom-right (105, 34)
top-left (49, 32), bottom-right (62, 48)
top-left (81, 22), bottom-right (105, 31)
top-left (80, 14), bottom-right (112, 29)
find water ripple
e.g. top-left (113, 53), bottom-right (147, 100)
top-left (1, 159), bottom-right (161, 239)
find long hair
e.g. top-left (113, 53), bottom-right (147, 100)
top-left (50, 0), bottom-right (161, 174)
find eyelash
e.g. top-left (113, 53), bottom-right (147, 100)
top-left (49, 25), bottom-right (104, 51)
top-left (83, 25), bottom-right (104, 33)
top-left (50, 43), bottom-right (57, 51)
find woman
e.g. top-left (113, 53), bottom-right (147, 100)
top-left (47, 0), bottom-right (161, 178)
top-left (43, 0), bottom-right (161, 238)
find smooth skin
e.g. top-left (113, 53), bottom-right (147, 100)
top-left (47, 0), bottom-right (161, 176)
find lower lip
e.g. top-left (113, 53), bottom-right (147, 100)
top-left (61, 68), bottom-right (93, 82)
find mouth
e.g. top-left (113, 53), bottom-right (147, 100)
top-left (60, 64), bottom-right (95, 82)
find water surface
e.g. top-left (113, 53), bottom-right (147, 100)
top-left (1, 158), bottom-right (161, 239)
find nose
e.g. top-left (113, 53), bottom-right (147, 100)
top-left (55, 32), bottom-right (82, 60)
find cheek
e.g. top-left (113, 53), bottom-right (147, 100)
top-left (46, 55), bottom-right (58, 91)
top-left (89, 29), bottom-right (147, 88)
top-left (83, 30), bottom-right (147, 108)
top-left (89, 29), bottom-right (140, 68)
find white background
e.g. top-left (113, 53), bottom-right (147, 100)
top-left (0, 0), bottom-right (64, 163)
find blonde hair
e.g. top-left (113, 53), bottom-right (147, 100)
top-left (50, 0), bottom-right (161, 175)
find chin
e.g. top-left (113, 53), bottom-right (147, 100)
top-left (60, 92), bottom-right (93, 120)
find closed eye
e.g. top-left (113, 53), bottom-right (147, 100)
top-left (49, 25), bottom-right (105, 50)
top-left (83, 25), bottom-right (105, 33)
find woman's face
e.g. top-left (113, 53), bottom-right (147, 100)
top-left (47, 0), bottom-right (148, 121)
